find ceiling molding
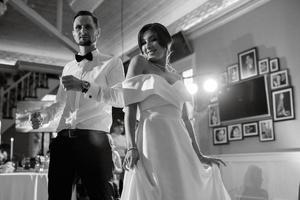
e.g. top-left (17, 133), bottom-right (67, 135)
top-left (8, 0), bottom-right (77, 53)
top-left (183, 0), bottom-right (271, 39)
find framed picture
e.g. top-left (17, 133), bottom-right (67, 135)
top-left (258, 58), bottom-right (269, 74)
top-left (259, 119), bottom-right (275, 141)
top-left (213, 127), bottom-right (228, 145)
top-left (272, 87), bottom-right (295, 121)
top-left (228, 124), bottom-right (243, 141)
top-left (270, 58), bottom-right (280, 72)
top-left (270, 69), bottom-right (289, 90)
top-left (238, 47), bottom-right (258, 80)
top-left (209, 95), bottom-right (218, 103)
top-left (208, 103), bottom-right (221, 127)
top-left (242, 122), bottom-right (258, 137)
top-left (227, 64), bottom-right (239, 83)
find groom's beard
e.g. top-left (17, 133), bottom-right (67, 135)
top-left (78, 40), bottom-right (92, 46)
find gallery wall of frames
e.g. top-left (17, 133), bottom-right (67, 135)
top-left (208, 46), bottom-right (295, 145)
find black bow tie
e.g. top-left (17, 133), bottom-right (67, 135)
top-left (75, 52), bottom-right (93, 62)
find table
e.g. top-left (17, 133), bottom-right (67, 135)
top-left (0, 172), bottom-right (78, 200)
top-left (0, 172), bottom-right (48, 200)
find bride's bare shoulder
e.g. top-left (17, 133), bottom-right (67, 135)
top-left (130, 55), bottom-right (148, 65)
top-left (126, 55), bottom-right (148, 77)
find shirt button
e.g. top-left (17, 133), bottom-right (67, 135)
top-left (89, 95), bottom-right (92, 98)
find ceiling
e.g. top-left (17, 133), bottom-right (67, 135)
top-left (0, 0), bottom-right (250, 68)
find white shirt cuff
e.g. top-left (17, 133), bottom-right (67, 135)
top-left (84, 83), bottom-right (100, 100)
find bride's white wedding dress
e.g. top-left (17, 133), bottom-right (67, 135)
top-left (106, 74), bottom-right (230, 200)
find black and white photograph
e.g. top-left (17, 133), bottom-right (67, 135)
top-left (270, 57), bottom-right (280, 72)
top-left (258, 58), bottom-right (269, 74)
top-left (0, 1), bottom-right (300, 199)
top-left (243, 122), bottom-right (258, 137)
top-left (270, 69), bottom-right (289, 90)
top-left (238, 47), bottom-right (258, 80)
top-left (213, 127), bottom-right (228, 145)
top-left (259, 119), bottom-right (275, 141)
top-left (208, 103), bottom-right (221, 127)
top-left (272, 88), bottom-right (295, 121)
top-left (228, 124), bottom-right (243, 141)
top-left (227, 64), bottom-right (239, 83)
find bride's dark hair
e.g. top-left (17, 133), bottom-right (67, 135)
top-left (138, 23), bottom-right (175, 72)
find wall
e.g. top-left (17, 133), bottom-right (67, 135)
top-left (190, 0), bottom-right (300, 154)
top-left (219, 151), bottom-right (300, 199)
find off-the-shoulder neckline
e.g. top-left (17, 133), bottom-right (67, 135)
top-left (126, 73), bottom-right (182, 87)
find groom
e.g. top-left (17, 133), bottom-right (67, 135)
top-left (30, 11), bottom-right (125, 200)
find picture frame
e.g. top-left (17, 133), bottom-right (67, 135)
top-left (242, 122), bottom-right (258, 137)
top-left (208, 103), bottom-right (221, 127)
top-left (270, 57), bottom-right (280, 72)
top-left (270, 69), bottom-right (289, 90)
top-left (209, 95), bottom-right (218, 103)
top-left (238, 47), bottom-right (258, 80)
top-left (259, 119), bottom-right (275, 142)
top-left (228, 124), bottom-right (243, 141)
top-left (213, 127), bottom-right (228, 145)
top-left (258, 58), bottom-right (269, 75)
top-left (227, 64), bottom-right (239, 83)
top-left (272, 87), bottom-right (295, 121)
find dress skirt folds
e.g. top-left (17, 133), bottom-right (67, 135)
top-left (108, 74), bottom-right (231, 200)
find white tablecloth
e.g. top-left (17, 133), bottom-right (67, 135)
top-left (0, 172), bottom-right (48, 200)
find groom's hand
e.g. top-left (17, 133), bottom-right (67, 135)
top-left (61, 75), bottom-right (82, 92)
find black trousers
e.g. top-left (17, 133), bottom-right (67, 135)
top-left (48, 129), bottom-right (114, 200)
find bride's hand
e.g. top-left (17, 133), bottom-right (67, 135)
top-left (199, 155), bottom-right (226, 168)
top-left (123, 148), bottom-right (139, 170)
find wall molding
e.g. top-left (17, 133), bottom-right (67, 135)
top-left (215, 151), bottom-right (300, 162)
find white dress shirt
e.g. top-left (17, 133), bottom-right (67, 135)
top-left (41, 49), bottom-right (125, 133)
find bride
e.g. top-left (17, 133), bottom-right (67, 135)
top-left (119, 23), bottom-right (231, 200)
